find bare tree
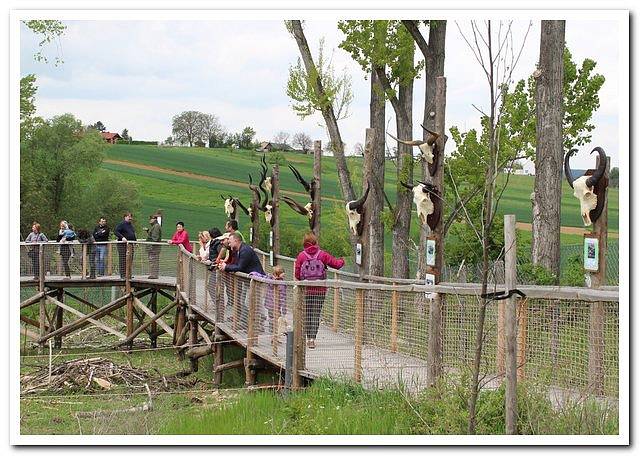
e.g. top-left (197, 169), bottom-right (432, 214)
top-left (200, 113), bottom-right (225, 148)
top-left (273, 131), bottom-right (291, 147)
top-left (292, 132), bottom-right (312, 152)
top-left (454, 19), bottom-right (532, 435)
top-left (532, 21), bottom-right (565, 280)
top-left (285, 20), bottom-right (356, 202)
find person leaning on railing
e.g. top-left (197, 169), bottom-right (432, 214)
top-left (167, 221), bottom-right (192, 253)
top-left (56, 220), bottom-right (77, 279)
top-left (25, 222), bottom-right (48, 280)
top-left (114, 212), bottom-right (136, 279)
top-left (144, 214), bottom-right (162, 279)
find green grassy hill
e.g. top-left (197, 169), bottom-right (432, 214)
top-left (103, 143), bottom-right (619, 231)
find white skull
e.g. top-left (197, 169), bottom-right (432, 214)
top-left (417, 142), bottom-right (434, 164)
top-left (265, 204), bottom-right (273, 224)
top-left (304, 202), bottom-right (313, 219)
top-left (412, 185), bottom-right (434, 225)
top-left (346, 203), bottom-right (362, 235)
top-left (247, 207), bottom-right (253, 218)
top-left (264, 177), bottom-right (272, 194)
top-left (572, 176), bottom-right (598, 226)
top-left (224, 198), bottom-right (234, 218)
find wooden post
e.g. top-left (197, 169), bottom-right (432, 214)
top-left (213, 270), bottom-right (224, 387)
top-left (587, 156), bottom-right (610, 396)
top-left (332, 272), bottom-right (339, 331)
top-left (107, 243), bottom-right (113, 276)
top-left (358, 128), bottom-right (375, 278)
top-left (292, 285), bottom-right (305, 389)
top-left (189, 315), bottom-right (199, 372)
top-left (312, 140), bottom-right (322, 238)
top-left (354, 288), bottom-right (364, 383)
top-left (271, 164), bottom-right (280, 266)
top-left (150, 291), bottom-right (158, 348)
top-left (38, 244), bottom-right (46, 352)
top-left (54, 288), bottom-right (64, 349)
top-left (125, 243), bottom-right (133, 342)
top-left (81, 243), bottom-right (87, 279)
top-left (425, 76), bottom-right (446, 387)
top-left (497, 301), bottom-right (506, 375)
top-left (245, 280), bottom-right (257, 385)
top-left (251, 187), bottom-right (260, 248)
top-left (232, 275), bottom-right (240, 331)
top-left (390, 287), bottom-right (398, 352)
top-left (504, 214), bottom-right (518, 435)
top-left (272, 284), bottom-right (280, 355)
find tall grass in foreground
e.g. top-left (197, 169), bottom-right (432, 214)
top-left (159, 377), bottom-right (618, 435)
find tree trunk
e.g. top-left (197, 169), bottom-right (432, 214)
top-left (368, 67), bottom-right (386, 277)
top-left (415, 21), bottom-right (447, 279)
top-left (392, 71), bottom-right (414, 279)
top-left (532, 20), bottom-right (565, 281)
top-left (289, 20), bottom-right (355, 203)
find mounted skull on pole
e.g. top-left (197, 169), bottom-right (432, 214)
top-left (346, 183), bottom-right (370, 236)
top-left (257, 155), bottom-right (276, 227)
top-left (282, 164), bottom-right (317, 231)
top-left (400, 181), bottom-right (442, 231)
top-left (220, 195), bottom-right (237, 220)
top-left (387, 127), bottom-right (441, 176)
top-left (564, 147), bottom-right (608, 227)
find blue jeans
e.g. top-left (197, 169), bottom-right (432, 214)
top-left (95, 245), bottom-right (107, 276)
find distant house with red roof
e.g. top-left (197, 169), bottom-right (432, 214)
top-left (101, 131), bottom-right (122, 144)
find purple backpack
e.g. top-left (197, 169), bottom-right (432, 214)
top-left (299, 250), bottom-right (326, 281)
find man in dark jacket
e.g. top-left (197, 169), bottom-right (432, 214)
top-left (219, 232), bottom-right (264, 275)
top-left (219, 232), bottom-right (264, 326)
top-left (144, 214), bottom-right (162, 279)
top-left (114, 212), bottom-right (136, 278)
top-left (92, 217), bottom-right (110, 276)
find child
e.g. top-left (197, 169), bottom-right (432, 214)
top-left (250, 266), bottom-right (288, 334)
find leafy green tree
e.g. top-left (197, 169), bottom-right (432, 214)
top-left (20, 74), bottom-right (41, 140)
top-left (20, 114), bottom-right (140, 237)
top-left (22, 20), bottom-right (66, 66)
top-left (239, 127), bottom-right (256, 149)
top-left (609, 167), bottom-right (619, 188)
top-left (121, 128), bottom-right (130, 141)
top-left (91, 121), bottom-right (106, 132)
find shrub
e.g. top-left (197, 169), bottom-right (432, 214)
top-left (518, 262), bottom-right (557, 285)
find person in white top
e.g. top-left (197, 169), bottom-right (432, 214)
top-left (198, 231), bottom-right (212, 263)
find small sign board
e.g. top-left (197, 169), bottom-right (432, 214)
top-left (355, 243), bottom-right (362, 265)
top-left (583, 234), bottom-right (599, 272)
top-left (424, 273), bottom-right (437, 299)
top-left (269, 250), bottom-right (274, 267)
top-left (269, 230), bottom-right (273, 248)
top-left (249, 227), bottom-right (254, 243)
top-left (426, 237), bottom-right (436, 267)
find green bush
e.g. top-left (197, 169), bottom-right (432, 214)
top-left (560, 254), bottom-right (586, 286)
top-left (518, 262), bottom-right (557, 285)
top-left (267, 151), bottom-right (287, 166)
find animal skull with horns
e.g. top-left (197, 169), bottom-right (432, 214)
top-left (400, 181), bottom-right (442, 231)
top-left (221, 195), bottom-right (237, 219)
top-left (345, 183), bottom-right (370, 236)
top-left (387, 128), bottom-right (440, 165)
top-left (564, 147), bottom-right (608, 226)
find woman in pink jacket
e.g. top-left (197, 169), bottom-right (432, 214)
top-left (167, 221), bottom-right (192, 253)
top-left (294, 232), bottom-right (345, 349)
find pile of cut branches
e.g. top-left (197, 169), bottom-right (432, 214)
top-left (21, 357), bottom-right (150, 395)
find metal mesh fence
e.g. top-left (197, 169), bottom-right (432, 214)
top-left (20, 241), bottom-right (620, 399)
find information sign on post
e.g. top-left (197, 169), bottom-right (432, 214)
top-left (583, 234), bottom-right (599, 272)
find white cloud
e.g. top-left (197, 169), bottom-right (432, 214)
top-left (25, 17), bottom-right (623, 167)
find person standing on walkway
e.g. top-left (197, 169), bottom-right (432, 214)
top-left (167, 221), bottom-right (192, 253)
top-left (56, 220), bottom-right (77, 279)
top-left (114, 212), bottom-right (136, 278)
top-left (144, 214), bottom-right (162, 279)
top-left (294, 232), bottom-right (345, 349)
top-left (92, 217), bottom-right (110, 276)
top-left (25, 222), bottom-right (48, 280)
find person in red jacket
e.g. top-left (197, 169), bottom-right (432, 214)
top-left (167, 221), bottom-right (192, 253)
top-left (294, 231), bottom-right (345, 349)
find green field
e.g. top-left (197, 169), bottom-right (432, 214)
top-left (104, 143), bottom-right (619, 231)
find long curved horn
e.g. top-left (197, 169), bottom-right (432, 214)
top-left (564, 150), bottom-right (576, 189)
top-left (288, 164), bottom-right (311, 193)
top-left (348, 182), bottom-right (370, 210)
top-left (400, 181), bottom-right (415, 190)
top-left (282, 196), bottom-right (309, 217)
top-left (586, 147), bottom-right (607, 188)
top-left (220, 194), bottom-right (227, 201)
top-left (386, 132), bottom-right (425, 147)
top-left (234, 198), bottom-right (250, 216)
top-left (419, 124), bottom-right (440, 145)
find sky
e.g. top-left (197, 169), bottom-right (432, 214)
top-left (19, 16), bottom-right (624, 171)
